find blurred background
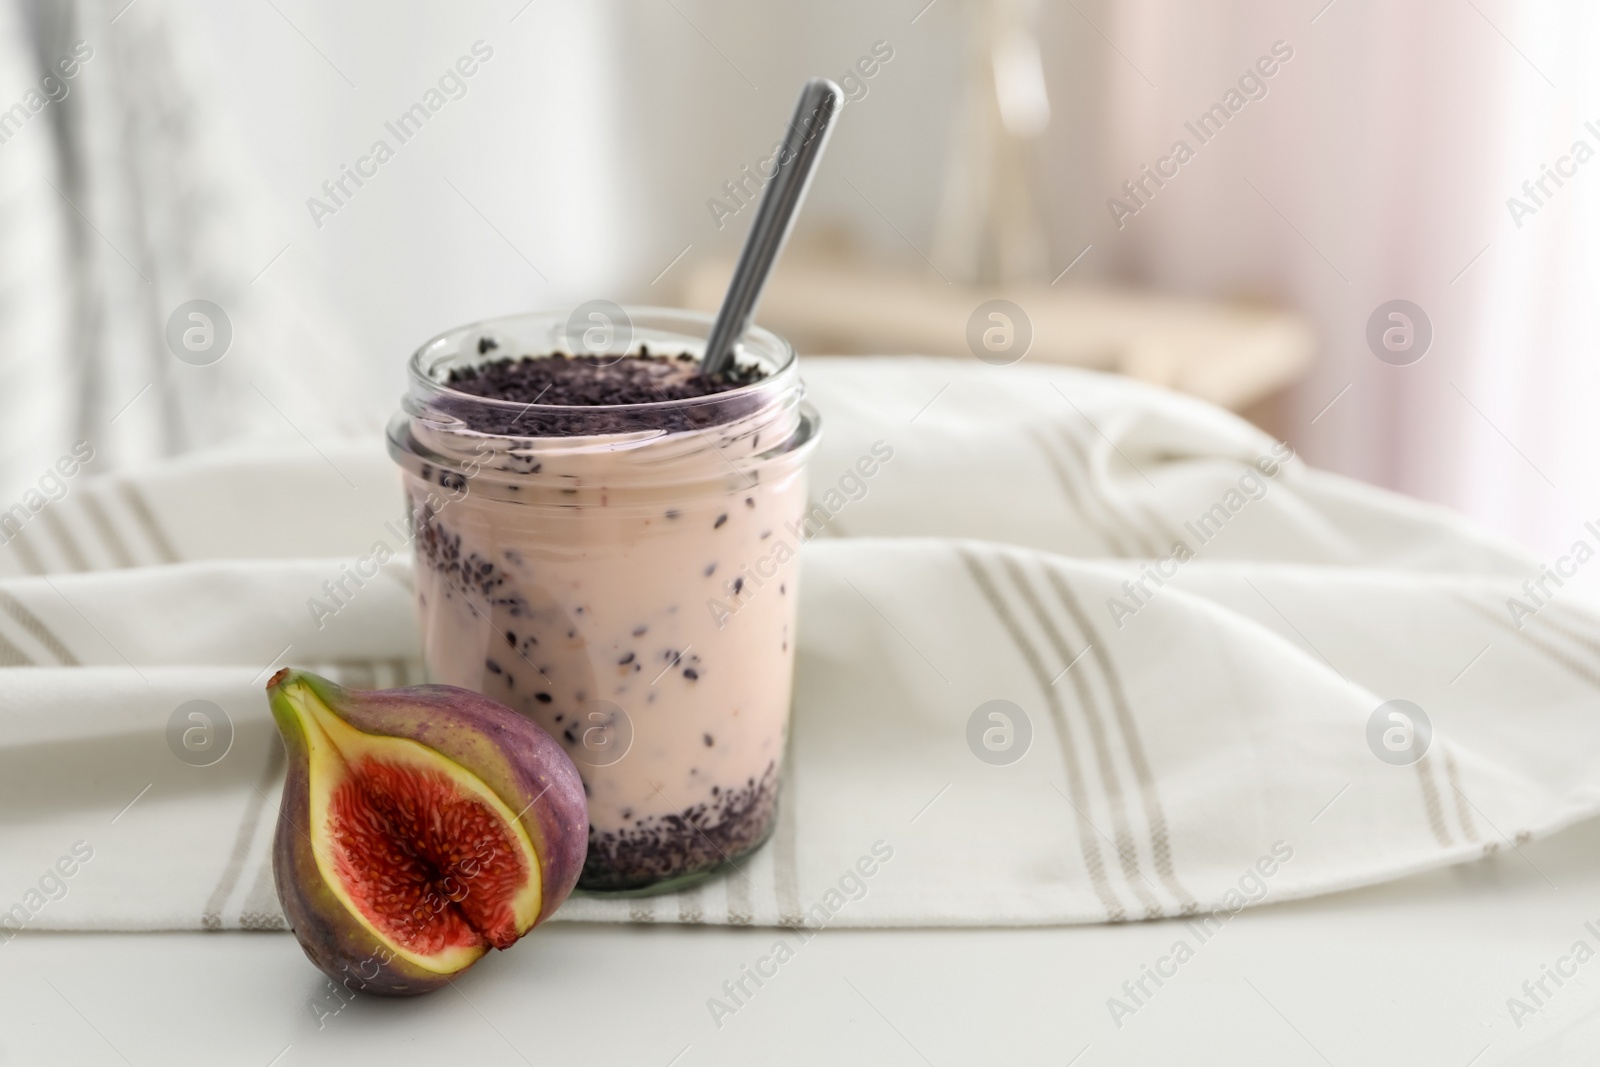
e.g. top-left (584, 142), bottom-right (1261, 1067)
top-left (1, 0), bottom-right (1595, 556)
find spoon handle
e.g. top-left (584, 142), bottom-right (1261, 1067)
top-left (701, 77), bottom-right (844, 378)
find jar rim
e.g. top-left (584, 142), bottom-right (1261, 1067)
top-left (405, 306), bottom-right (798, 419)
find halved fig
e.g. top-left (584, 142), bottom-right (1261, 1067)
top-left (267, 669), bottom-right (587, 995)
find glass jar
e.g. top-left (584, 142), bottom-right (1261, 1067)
top-left (386, 308), bottom-right (819, 894)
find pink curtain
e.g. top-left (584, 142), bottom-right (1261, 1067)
top-left (1079, 0), bottom-right (1593, 555)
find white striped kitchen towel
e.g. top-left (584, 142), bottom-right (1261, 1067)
top-left (0, 357), bottom-right (1592, 931)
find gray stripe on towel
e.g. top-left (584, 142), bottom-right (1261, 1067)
top-left (37, 509), bottom-right (90, 572)
top-left (960, 545), bottom-right (1126, 922)
top-left (119, 483), bottom-right (181, 563)
top-left (0, 589), bottom-right (79, 665)
top-left (202, 741), bottom-right (286, 930)
top-left (0, 626), bottom-right (32, 666)
top-left (1442, 745), bottom-right (1480, 844)
top-left (1, 527), bottom-right (47, 575)
top-left (1001, 555), bottom-right (1161, 919)
top-left (1052, 425), bottom-right (1162, 557)
top-left (725, 861), bottom-right (754, 925)
top-left (1028, 427), bottom-right (1133, 558)
top-left (773, 756), bottom-right (803, 926)
top-left (1413, 754), bottom-right (1453, 848)
top-left (237, 854), bottom-right (287, 931)
top-left (1457, 596), bottom-right (1600, 690)
top-left (80, 490), bottom-right (137, 569)
top-left (1046, 567), bottom-right (1197, 913)
top-left (677, 881), bottom-right (706, 924)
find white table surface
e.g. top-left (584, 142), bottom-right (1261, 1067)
top-left (4, 817), bottom-right (1596, 1066)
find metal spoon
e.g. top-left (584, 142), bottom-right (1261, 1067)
top-left (700, 77), bottom-right (844, 379)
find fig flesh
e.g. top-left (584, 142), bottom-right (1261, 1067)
top-left (267, 669), bottom-right (587, 995)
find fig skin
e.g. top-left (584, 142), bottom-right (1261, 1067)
top-left (268, 669), bottom-right (588, 996)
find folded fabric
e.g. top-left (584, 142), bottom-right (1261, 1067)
top-left (0, 357), bottom-right (1589, 933)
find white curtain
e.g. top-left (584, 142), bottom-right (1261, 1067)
top-left (0, 0), bottom-right (76, 498)
top-left (0, 0), bottom-right (624, 503)
top-left (0, 0), bottom-right (374, 506)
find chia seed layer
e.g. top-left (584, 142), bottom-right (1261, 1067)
top-left (437, 349), bottom-right (766, 437)
top-left (579, 762), bottom-right (778, 892)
